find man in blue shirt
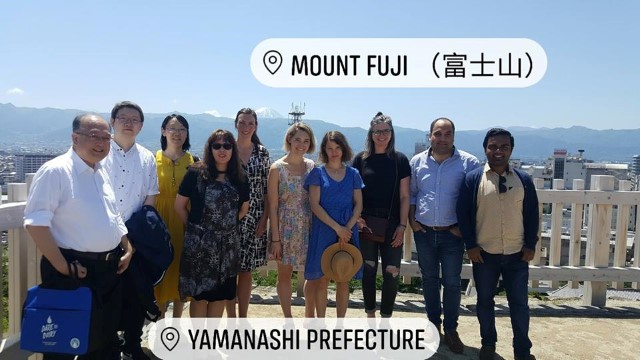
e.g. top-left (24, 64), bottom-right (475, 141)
top-left (409, 117), bottom-right (480, 354)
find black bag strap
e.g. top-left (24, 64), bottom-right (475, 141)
top-left (387, 153), bottom-right (398, 221)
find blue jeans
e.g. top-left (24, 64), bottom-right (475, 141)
top-left (413, 228), bottom-right (464, 332)
top-left (361, 217), bottom-right (402, 317)
top-left (473, 251), bottom-right (532, 358)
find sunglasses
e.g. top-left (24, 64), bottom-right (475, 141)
top-left (499, 175), bottom-right (507, 194)
top-left (211, 142), bottom-right (233, 150)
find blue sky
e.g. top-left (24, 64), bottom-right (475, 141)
top-left (0, 1), bottom-right (637, 130)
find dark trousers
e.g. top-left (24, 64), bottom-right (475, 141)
top-left (119, 267), bottom-right (147, 353)
top-left (361, 216), bottom-right (402, 317)
top-left (473, 251), bottom-right (532, 358)
top-left (40, 248), bottom-right (122, 360)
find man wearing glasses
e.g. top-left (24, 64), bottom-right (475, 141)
top-left (104, 101), bottom-right (159, 360)
top-left (409, 117), bottom-right (480, 354)
top-left (24, 114), bottom-right (134, 359)
top-left (456, 128), bottom-right (539, 360)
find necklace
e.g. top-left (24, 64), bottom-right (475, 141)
top-left (165, 150), bottom-right (184, 188)
top-left (171, 158), bottom-right (180, 187)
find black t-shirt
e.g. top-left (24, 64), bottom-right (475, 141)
top-left (352, 151), bottom-right (411, 219)
top-left (178, 167), bottom-right (250, 224)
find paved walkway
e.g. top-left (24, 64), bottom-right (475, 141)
top-left (140, 287), bottom-right (640, 359)
top-left (249, 288), bottom-right (640, 319)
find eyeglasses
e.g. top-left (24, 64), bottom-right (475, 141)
top-left (211, 142), bottom-right (233, 150)
top-left (499, 175), bottom-right (508, 194)
top-left (75, 132), bottom-right (112, 143)
top-left (372, 129), bottom-right (392, 136)
top-left (115, 116), bottom-right (142, 125)
top-left (166, 128), bottom-right (187, 134)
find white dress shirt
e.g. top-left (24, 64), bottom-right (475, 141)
top-left (104, 140), bottom-right (159, 221)
top-left (23, 148), bottom-right (127, 252)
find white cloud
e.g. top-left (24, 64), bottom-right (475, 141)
top-left (205, 109), bottom-right (221, 117)
top-left (6, 87), bottom-right (25, 95)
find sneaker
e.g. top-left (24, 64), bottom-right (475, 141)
top-left (514, 355), bottom-right (536, 360)
top-left (478, 345), bottom-right (496, 360)
top-left (443, 330), bottom-right (464, 354)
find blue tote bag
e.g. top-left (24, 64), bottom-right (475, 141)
top-left (21, 286), bottom-right (93, 355)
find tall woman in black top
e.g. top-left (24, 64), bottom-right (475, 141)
top-left (352, 112), bottom-right (411, 318)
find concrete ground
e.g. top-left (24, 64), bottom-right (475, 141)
top-left (141, 286), bottom-right (640, 360)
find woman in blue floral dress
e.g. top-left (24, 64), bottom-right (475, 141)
top-left (304, 131), bottom-right (363, 318)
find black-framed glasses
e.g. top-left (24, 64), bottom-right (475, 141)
top-left (211, 142), bottom-right (233, 150)
top-left (372, 129), bottom-right (392, 136)
top-left (499, 175), bottom-right (507, 193)
top-left (115, 116), bottom-right (142, 125)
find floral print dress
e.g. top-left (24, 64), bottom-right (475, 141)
top-left (275, 158), bottom-right (314, 268)
top-left (179, 173), bottom-right (243, 301)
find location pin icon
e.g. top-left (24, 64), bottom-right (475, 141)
top-left (263, 50), bottom-right (283, 75)
top-left (161, 327), bottom-right (180, 351)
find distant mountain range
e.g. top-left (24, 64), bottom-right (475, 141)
top-left (0, 103), bottom-right (638, 162)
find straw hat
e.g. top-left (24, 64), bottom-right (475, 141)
top-left (321, 242), bottom-right (363, 282)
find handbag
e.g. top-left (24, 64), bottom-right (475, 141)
top-left (359, 214), bottom-right (389, 243)
top-left (21, 285), bottom-right (94, 355)
top-left (357, 153), bottom-right (398, 243)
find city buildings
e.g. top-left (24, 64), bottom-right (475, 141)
top-left (13, 153), bottom-right (60, 183)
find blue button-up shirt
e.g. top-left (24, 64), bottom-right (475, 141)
top-left (410, 147), bottom-right (480, 226)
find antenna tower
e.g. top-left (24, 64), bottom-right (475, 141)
top-left (288, 102), bottom-right (306, 125)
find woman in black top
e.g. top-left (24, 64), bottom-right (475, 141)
top-left (352, 112), bottom-right (411, 318)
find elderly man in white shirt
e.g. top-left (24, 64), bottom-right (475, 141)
top-left (102, 101), bottom-right (159, 360)
top-left (24, 113), bottom-right (134, 359)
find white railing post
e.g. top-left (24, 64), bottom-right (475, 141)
top-left (7, 183), bottom-right (28, 335)
top-left (24, 174), bottom-right (42, 287)
top-left (613, 180), bottom-right (631, 289)
top-left (531, 178), bottom-right (545, 289)
top-left (584, 175), bottom-right (614, 307)
top-left (550, 179), bottom-right (564, 289)
top-left (569, 179), bottom-right (585, 289)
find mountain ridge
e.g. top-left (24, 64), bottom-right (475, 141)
top-left (0, 103), bottom-right (637, 162)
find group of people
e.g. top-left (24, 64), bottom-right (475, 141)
top-left (23, 103), bottom-right (538, 360)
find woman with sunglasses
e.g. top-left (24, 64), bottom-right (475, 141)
top-left (304, 131), bottom-right (364, 318)
top-left (352, 112), bottom-right (411, 318)
top-left (154, 114), bottom-right (196, 319)
top-left (267, 122), bottom-right (316, 317)
top-left (226, 107), bottom-right (271, 318)
top-left (175, 130), bottom-right (249, 318)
